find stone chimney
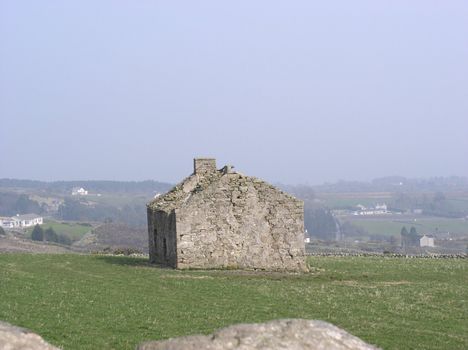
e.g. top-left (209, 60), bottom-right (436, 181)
top-left (194, 158), bottom-right (217, 175)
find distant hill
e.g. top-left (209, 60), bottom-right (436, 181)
top-left (0, 179), bottom-right (172, 195)
top-left (73, 223), bottom-right (148, 252)
top-left (279, 176), bottom-right (468, 194)
top-left (315, 176), bottom-right (468, 193)
top-left (3, 176), bottom-right (467, 196)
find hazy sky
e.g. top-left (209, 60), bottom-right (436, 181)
top-left (1, 1), bottom-right (467, 185)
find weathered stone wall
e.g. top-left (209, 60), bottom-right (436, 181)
top-left (147, 209), bottom-right (177, 267)
top-left (147, 159), bottom-right (307, 271)
top-left (175, 173), bottom-right (306, 271)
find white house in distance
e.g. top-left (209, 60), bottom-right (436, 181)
top-left (375, 203), bottom-right (387, 211)
top-left (420, 234), bottom-right (435, 247)
top-left (0, 214), bottom-right (43, 229)
top-left (304, 229), bottom-right (310, 243)
top-left (72, 187), bottom-right (88, 196)
top-left (354, 203), bottom-right (389, 216)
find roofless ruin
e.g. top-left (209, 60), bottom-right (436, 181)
top-left (147, 158), bottom-right (307, 271)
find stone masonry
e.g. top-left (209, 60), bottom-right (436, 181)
top-left (147, 158), bottom-right (307, 271)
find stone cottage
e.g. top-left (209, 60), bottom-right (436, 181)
top-left (147, 158), bottom-right (307, 271)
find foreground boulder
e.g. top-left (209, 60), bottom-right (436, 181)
top-left (138, 319), bottom-right (379, 350)
top-left (0, 321), bottom-right (59, 350)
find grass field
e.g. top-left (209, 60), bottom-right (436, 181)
top-left (25, 220), bottom-right (92, 240)
top-left (347, 217), bottom-right (468, 237)
top-left (0, 255), bottom-right (466, 350)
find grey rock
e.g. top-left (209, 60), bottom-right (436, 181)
top-left (0, 321), bottom-right (60, 350)
top-left (137, 319), bottom-right (380, 350)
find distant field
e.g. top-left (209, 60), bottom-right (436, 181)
top-left (0, 254), bottom-right (466, 350)
top-left (318, 192), bottom-right (393, 208)
top-left (444, 197), bottom-right (468, 212)
top-left (87, 194), bottom-right (151, 207)
top-left (344, 217), bottom-right (468, 237)
top-left (25, 220), bottom-right (92, 240)
top-left (319, 191), bottom-right (468, 213)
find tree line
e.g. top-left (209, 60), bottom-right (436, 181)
top-left (0, 193), bottom-right (43, 216)
top-left (58, 198), bottom-right (147, 227)
top-left (400, 226), bottom-right (420, 248)
top-left (304, 206), bottom-right (337, 240)
top-left (31, 225), bottom-right (72, 245)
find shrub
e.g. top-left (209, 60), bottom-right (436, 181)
top-left (31, 224), bottom-right (44, 241)
top-left (44, 227), bottom-right (58, 242)
top-left (57, 234), bottom-right (72, 245)
top-left (112, 247), bottom-right (142, 256)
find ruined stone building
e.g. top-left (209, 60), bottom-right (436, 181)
top-left (147, 158), bottom-right (307, 271)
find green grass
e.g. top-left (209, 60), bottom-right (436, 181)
top-left (0, 255), bottom-right (466, 350)
top-left (25, 220), bottom-right (92, 240)
top-left (444, 196), bottom-right (468, 213)
top-left (348, 217), bottom-right (468, 237)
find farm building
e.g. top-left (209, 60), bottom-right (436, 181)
top-left (147, 158), bottom-right (307, 271)
top-left (0, 214), bottom-right (43, 229)
top-left (420, 234), bottom-right (435, 247)
top-left (72, 187), bottom-right (88, 196)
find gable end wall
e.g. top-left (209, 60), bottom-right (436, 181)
top-left (174, 174), bottom-right (307, 271)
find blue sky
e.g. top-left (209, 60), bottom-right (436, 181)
top-left (1, 1), bottom-right (467, 184)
